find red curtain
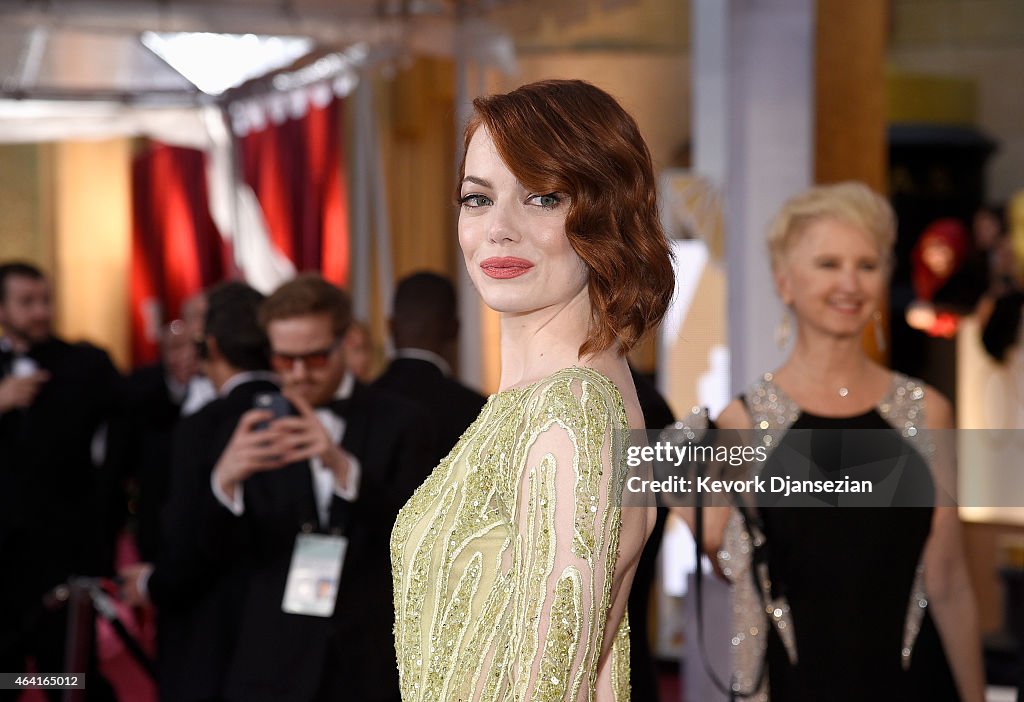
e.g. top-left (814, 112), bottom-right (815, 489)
top-left (130, 144), bottom-right (232, 366)
top-left (238, 97), bottom-right (349, 286)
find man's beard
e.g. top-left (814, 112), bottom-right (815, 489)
top-left (2, 319), bottom-right (51, 348)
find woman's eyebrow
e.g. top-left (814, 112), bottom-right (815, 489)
top-left (461, 176), bottom-right (492, 188)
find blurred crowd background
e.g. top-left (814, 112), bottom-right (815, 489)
top-left (1, 1), bottom-right (1023, 700)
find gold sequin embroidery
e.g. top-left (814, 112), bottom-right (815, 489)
top-left (390, 367), bottom-right (632, 702)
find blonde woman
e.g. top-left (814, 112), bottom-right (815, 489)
top-left (706, 183), bottom-right (984, 701)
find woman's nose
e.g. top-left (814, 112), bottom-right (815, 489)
top-left (487, 205), bottom-right (521, 244)
top-left (838, 265), bottom-right (862, 291)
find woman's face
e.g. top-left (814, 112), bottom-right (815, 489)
top-left (458, 127), bottom-right (589, 316)
top-left (921, 239), bottom-right (956, 279)
top-left (775, 216), bottom-right (885, 340)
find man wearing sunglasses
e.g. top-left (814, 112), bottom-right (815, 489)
top-left (203, 274), bottom-right (432, 702)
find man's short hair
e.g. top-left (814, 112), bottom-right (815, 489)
top-left (205, 281), bottom-right (269, 371)
top-left (260, 274), bottom-right (352, 338)
top-left (0, 261), bottom-right (45, 303)
top-left (392, 272), bottom-right (456, 331)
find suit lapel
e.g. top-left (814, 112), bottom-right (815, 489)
top-left (336, 382), bottom-right (368, 461)
top-left (293, 462), bottom-right (322, 532)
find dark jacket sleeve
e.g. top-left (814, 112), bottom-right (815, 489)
top-left (148, 410), bottom-right (233, 608)
top-left (343, 394), bottom-right (435, 530)
top-left (982, 292), bottom-right (1024, 363)
top-left (82, 345), bottom-right (128, 575)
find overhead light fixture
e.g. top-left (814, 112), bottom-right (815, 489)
top-left (141, 31), bottom-right (314, 95)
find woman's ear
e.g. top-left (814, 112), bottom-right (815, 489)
top-left (773, 264), bottom-right (793, 307)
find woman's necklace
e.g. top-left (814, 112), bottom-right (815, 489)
top-left (784, 353), bottom-right (867, 402)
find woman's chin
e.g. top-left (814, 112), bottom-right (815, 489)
top-left (800, 318), bottom-right (868, 341)
top-left (825, 325), bottom-right (868, 341)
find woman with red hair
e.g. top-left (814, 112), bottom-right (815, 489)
top-left (391, 80), bottom-right (674, 702)
top-left (906, 218), bottom-right (971, 338)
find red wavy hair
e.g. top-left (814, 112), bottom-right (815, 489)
top-left (460, 79), bottom-right (675, 357)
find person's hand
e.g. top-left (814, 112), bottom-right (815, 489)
top-left (211, 409), bottom-right (291, 499)
top-left (119, 562), bottom-right (154, 607)
top-left (905, 300), bottom-right (937, 332)
top-left (278, 391), bottom-right (351, 487)
top-left (0, 370), bottom-right (50, 413)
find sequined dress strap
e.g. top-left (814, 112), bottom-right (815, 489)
top-left (877, 372), bottom-right (932, 670)
top-left (718, 373), bottom-right (800, 701)
top-left (744, 372), bottom-right (801, 453)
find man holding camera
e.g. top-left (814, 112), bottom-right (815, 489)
top-left (124, 275), bottom-right (431, 701)
top-left (204, 275), bottom-right (429, 702)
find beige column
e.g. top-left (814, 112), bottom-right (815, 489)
top-left (52, 139), bottom-right (132, 369)
top-left (0, 144), bottom-right (55, 273)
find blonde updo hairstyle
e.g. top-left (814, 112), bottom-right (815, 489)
top-left (767, 181), bottom-right (896, 275)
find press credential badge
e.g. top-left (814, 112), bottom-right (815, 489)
top-left (281, 533), bottom-right (347, 617)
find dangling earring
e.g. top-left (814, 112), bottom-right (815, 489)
top-left (873, 310), bottom-right (886, 352)
top-left (775, 309), bottom-right (792, 350)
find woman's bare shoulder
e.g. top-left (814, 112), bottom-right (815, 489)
top-left (921, 383), bottom-right (954, 429)
top-left (715, 398), bottom-right (753, 430)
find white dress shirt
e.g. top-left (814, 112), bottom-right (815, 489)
top-left (393, 348), bottom-right (452, 377)
top-left (181, 375), bottom-right (217, 416)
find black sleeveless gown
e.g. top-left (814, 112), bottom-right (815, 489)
top-left (756, 408), bottom-right (960, 701)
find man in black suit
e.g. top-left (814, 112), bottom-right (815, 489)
top-left (121, 281), bottom-right (276, 702)
top-left (113, 319), bottom-right (199, 562)
top-left (0, 261), bottom-right (120, 701)
top-left (627, 366), bottom-right (676, 701)
top-left (205, 274), bottom-right (431, 702)
top-left (373, 271), bottom-right (486, 463)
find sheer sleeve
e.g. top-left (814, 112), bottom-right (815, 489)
top-left (504, 370), bottom-right (628, 701)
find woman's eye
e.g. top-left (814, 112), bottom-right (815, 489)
top-left (459, 194), bottom-right (492, 208)
top-left (816, 259), bottom-right (839, 269)
top-left (860, 261), bottom-right (879, 271)
top-left (528, 193), bottom-right (562, 209)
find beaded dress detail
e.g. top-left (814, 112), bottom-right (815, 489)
top-left (719, 372), bottom-right (958, 701)
top-left (391, 367), bottom-right (631, 702)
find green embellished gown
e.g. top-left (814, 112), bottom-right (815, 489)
top-left (391, 367), bottom-right (632, 702)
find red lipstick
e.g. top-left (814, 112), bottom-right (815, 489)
top-left (480, 257), bottom-right (534, 279)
